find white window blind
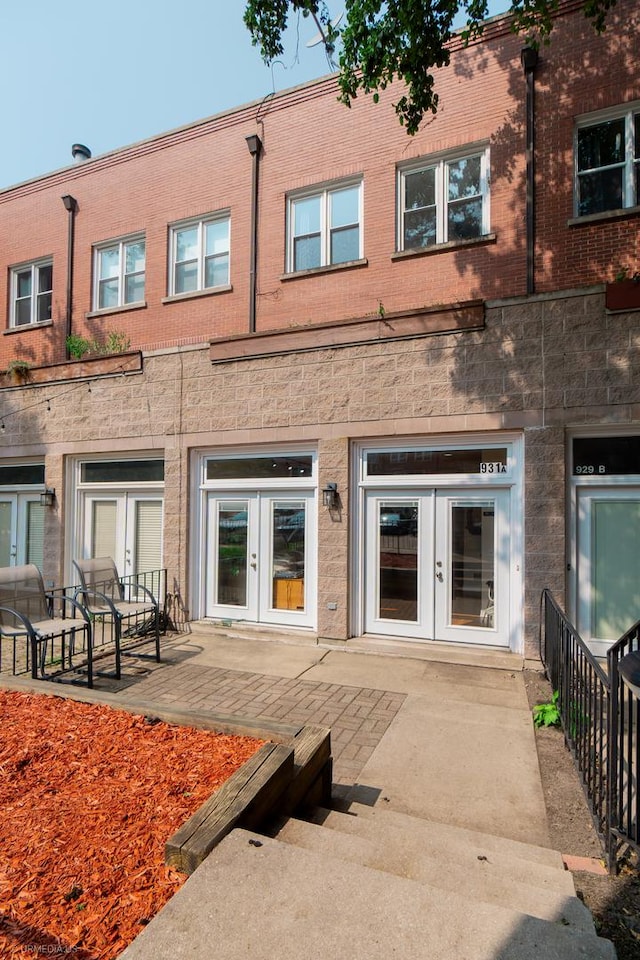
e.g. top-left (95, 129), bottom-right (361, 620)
top-left (26, 502), bottom-right (45, 570)
top-left (91, 501), bottom-right (118, 559)
top-left (134, 501), bottom-right (163, 573)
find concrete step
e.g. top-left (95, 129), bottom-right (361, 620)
top-left (275, 816), bottom-right (594, 933)
top-left (310, 802), bottom-right (565, 870)
top-left (121, 829), bottom-right (616, 960)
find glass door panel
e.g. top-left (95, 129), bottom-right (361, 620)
top-left (0, 495), bottom-right (44, 570)
top-left (90, 500), bottom-right (119, 560)
top-left (260, 494), bottom-right (315, 628)
top-left (130, 499), bottom-right (163, 574)
top-left (434, 491), bottom-right (509, 645)
top-left (271, 502), bottom-right (306, 613)
top-left (449, 503), bottom-right (495, 628)
top-left (592, 500), bottom-right (640, 639)
top-left (577, 492), bottom-right (640, 645)
top-left (377, 501), bottom-right (419, 623)
top-left (24, 501), bottom-right (45, 569)
top-left (365, 495), bottom-right (426, 639)
top-left (216, 501), bottom-right (250, 608)
top-left (0, 499), bottom-right (16, 568)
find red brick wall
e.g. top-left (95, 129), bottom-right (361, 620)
top-left (534, 0), bottom-right (640, 290)
top-left (0, 0), bottom-right (637, 369)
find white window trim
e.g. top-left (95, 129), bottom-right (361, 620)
top-left (574, 101), bottom-right (640, 217)
top-left (169, 212), bottom-right (231, 296)
top-left (357, 435), bottom-right (517, 488)
top-left (9, 257), bottom-right (53, 328)
top-left (397, 146), bottom-right (490, 252)
top-left (92, 234), bottom-right (146, 311)
top-left (286, 178), bottom-right (363, 273)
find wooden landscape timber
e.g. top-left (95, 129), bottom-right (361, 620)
top-left (0, 676), bottom-right (333, 877)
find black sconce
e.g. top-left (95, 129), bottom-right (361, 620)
top-left (40, 487), bottom-right (56, 507)
top-left (322, 482), bottom-right (338, 509)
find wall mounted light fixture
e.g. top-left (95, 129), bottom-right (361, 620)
top-left (40, 487), bottom-right (56, 507)
top-left (322, 482), bottom-right (338, 509)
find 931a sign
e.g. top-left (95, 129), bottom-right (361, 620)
top-left (480, 462), bottom-right (507, 474)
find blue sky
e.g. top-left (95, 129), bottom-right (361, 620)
top-left (0, 0), bottom-right (506, 190)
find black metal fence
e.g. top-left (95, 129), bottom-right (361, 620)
top-left (1, 569), bottom-right (167, 681)
top-left (541, 588), bottom-right (639, 872)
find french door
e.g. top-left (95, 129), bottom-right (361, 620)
top-left (206, 492), bottom-right (316, 628)
top-left (81, 494), bottom-right (163, 577)
top-left (0, 494), bottom-right (45, 570)
top-left (576, 489), bottom-right (640, 646)
top-left (365, 489), bottom-right (510, 646)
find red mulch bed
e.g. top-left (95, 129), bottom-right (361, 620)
top-left (0, 690), bottom-right (265, 959)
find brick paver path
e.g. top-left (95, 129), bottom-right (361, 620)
top-left (121, 660), bottom-right (405, 786)
top-left (4, 635), bottom-right (406, 787)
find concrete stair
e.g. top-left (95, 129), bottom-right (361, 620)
top-left (274, 804), bottom-right (595, 934)
top-left (121, 824), bottom-right (616, 960)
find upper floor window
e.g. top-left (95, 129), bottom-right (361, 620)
top-left (287, 180), bottom-right (362, 272)
top-left (398, 149), bottom-right (490, 251)
top-left (94, 236), bottom-right (145, 310)
top-left (169, 214), bottom-right (230, 295)
top-left (10, 259), bottom-right (52, 327)
top-left (576, 106), bottom-right (640, 216)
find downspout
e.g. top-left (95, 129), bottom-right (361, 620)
top-left (61, 194), bottom-right (78, 358)
top-left (245, 134), bottom-right (263, 334)
top-left (521, 47), bottom-right (538, 296)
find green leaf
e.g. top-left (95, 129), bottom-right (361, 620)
top-left (244, 0), bottom-right (618, 133)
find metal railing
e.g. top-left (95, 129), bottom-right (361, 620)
top-left (608, 619), bottom-right (640, 865)
top-left (1, 569), bottom-right (167, 680)
top-left (541, 588), bottom-right (639, 872)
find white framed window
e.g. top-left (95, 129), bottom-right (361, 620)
top-left (576, 104), bottom-right (640, 216)
top-left (10, 259), bottom-right (53, 327)
top-left (398, 148), bottom-right (490, 251)
top-left (93, 235), bottom-right (145, 310)
top-left (169, 214), bottom-right (230, 295)
top-left (287, 180), bottom-right (362, 272)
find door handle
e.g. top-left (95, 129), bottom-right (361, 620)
top-left (436, 571), bottom-right (443, 582)
top-left (250, 562), bottom-right (257, 570)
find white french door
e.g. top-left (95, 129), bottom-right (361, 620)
top-left (0, 494), bottom-right (45, 570)
top-left (206, 492), bottom-right (316, 628)
top-left (365, 489), bottom-right (510, 646)
top-left (576, 489), bottom-right (640, 648)
top-left (81, 494), bottom-right (163, 577)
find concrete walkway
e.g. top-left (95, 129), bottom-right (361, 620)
top-left (95, 623), bottom-right (543, 837)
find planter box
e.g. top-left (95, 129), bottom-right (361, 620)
top-left (605, 279), bottom-right (640, 312)
top-left (1, 351), bottom-right (143, 388)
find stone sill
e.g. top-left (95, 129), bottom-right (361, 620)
top-left (1, 350), bottom-right (143, 388)
top-left (209, 300), bottom-right (485, 364)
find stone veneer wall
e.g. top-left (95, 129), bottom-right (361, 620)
top-left (1, 286), bottom-right (638, 656)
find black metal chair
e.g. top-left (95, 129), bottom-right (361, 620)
top-left (0, 563), bottom-right (93, 686)
top-left (73, 557), bottom-right (161, 679)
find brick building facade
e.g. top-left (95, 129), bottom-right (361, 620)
top-left (0, 0), bottom-right (638, 658)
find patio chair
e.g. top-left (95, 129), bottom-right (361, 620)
top-left (480, 579), bottom-right (495, 628)
top-left (0, 564), bottom-right (93, 686)
top-left (73, 557), bottom-right (161, 680)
